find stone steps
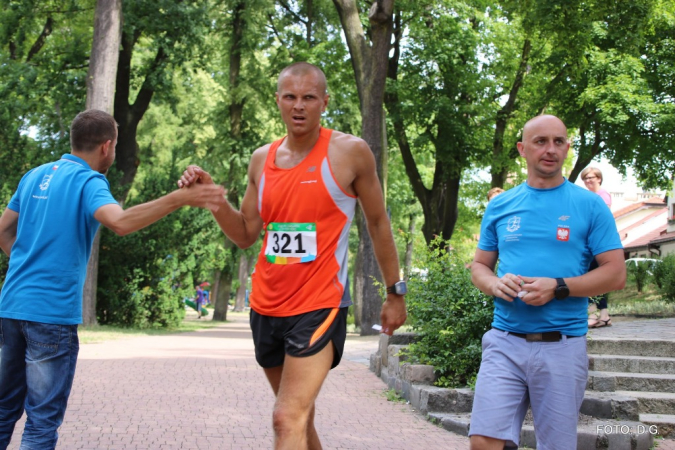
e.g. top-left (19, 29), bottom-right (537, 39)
top-left (587, 338), bottom-right (675, 358)
top-left (370, 333), bottom-right (675, 448)
top-left (639, 414), bottom-right (675, 438)
top-left (427, 412), bottom-right (655, 450)
top-left (589, 354), bottom-right (675, 374)
top-left (589, 370), bottom-right (675, 393)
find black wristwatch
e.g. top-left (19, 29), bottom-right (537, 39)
top-left (554, 278), bottom-right (570, 300)
top-left (386, 280), bottom-right (407, 296)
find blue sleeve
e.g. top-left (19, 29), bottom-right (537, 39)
top-left (82, 176), bottom-right (118, 218)
top-left (588, 196), bottom-right (622, 255)
top-left (477, 203), bottom-right (499, 252)
top-left (6, 168), bottom-right (37, 213)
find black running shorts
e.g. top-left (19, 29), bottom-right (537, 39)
top-left (250, 307), bottom-right (348, 369)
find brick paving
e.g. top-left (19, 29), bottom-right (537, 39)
top-left (6, 313), bottom-right (675, 449)
top-left (6, 311), bottom-right (468, 449)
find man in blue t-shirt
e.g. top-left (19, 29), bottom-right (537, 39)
top-left (0, 110), bottom-right (226, 450)
top-left (468, 115), bottom-right (625, 450)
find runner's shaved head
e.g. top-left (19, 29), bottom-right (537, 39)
top-left (277, 62), bottom-right (327, 96)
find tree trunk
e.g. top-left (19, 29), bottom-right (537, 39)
top-left (333, 0), bottom-right (394, 336)
top-left (213, 0), bottom-right (249, 319)
top-left (212, 253), bottom-right (233, 321)
top-left (234, 252), bottom-right (254, 312)
top-left (403, 214), bottom-right (414, 278)
top-left (82, 0), bottom-right (122, 327)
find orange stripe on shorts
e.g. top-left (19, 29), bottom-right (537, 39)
top-left (308, 308), bottom-right (339, 348)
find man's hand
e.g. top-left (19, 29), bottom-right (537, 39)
top-left (490, 273), bottom-right (525, 302)
top-left (380, 295), bottom-right (407, 335)
top-left (176, 182), bottom-right (226, 212)
top-left (178, 165), bottom-right (215, 188)
top-left (517, 276), bottom-right (557, 306)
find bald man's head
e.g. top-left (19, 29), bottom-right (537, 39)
top-left (521, 115), bottom-right (568, 143)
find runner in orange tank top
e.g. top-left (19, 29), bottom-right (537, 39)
top-left (178, 62), bottom-right (406, 450)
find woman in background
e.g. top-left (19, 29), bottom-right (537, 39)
top-left (581, 166), bottom-right (612, 328)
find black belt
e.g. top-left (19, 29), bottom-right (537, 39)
top-left (493, 328), bottom-right (583, 342)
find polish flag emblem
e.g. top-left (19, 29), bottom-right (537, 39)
top-left (557, 227), bottom-right (569, 241)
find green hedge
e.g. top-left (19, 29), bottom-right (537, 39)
top-left (405, 239), bottom-right (493, 388)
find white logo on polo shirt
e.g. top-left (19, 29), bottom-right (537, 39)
top-left (39, 175), bottom-right (53, 191)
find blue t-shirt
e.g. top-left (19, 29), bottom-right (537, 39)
top-left (0, 154), bottom-right (118, 325)
top-left (478, 179), bottom-right (622, 336)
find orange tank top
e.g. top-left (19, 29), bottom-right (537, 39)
top-left (250, 128), bottom-right (357, 317)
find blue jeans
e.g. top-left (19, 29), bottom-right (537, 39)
top-left (0, 319), bottom-right (79, 450)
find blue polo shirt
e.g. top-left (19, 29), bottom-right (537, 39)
top-left (478, 179), bottom-right (622, 336)
top-left (0, 154), bottom-right (118, 324)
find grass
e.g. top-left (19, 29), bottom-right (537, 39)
top-left (384, 388), bottom-right (406, 403)
top-left (78, 312), bottom-right (223, 344)
top-left (608, 278), bottom-right (675, 318)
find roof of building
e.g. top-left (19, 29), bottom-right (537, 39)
top-left (623, 226), bottom-right (669, 251)
top-left (613, 196), bottom-right (666, 219)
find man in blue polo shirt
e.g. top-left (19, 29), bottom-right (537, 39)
top-left (469, 115), bottom-right (625, 450)
top-left (0, 109), bottom-right (225, 450)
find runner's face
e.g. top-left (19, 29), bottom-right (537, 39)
top-left (275, 72), bottom-right (328, 135)
top-left (517, 116), bottom-right (570, 179)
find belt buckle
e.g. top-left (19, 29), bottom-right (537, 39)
top-left (526, 333), bottom-right (542, 342)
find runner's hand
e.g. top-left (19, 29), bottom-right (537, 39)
top-left (380, 295), bottom-right (407, 335)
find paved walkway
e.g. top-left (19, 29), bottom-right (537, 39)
top-left (7, 314), bottom-right (675, 449)
top-left (7, 311), bottom-right (468, 449)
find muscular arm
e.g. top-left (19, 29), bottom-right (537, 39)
top-left (95, 183), bottom-right (226, 236)
top-left (207, 150), bottom-right (265, 249)
top-left (564, 249), bottom-right (626, 297)
top-left (351, 140), bottom-right (407, 334)
top-left (0, 208), bottom-right (18, 256)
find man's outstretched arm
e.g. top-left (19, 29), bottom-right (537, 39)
top-left (177, 151), bottom-right (266, 249)
top-left (95, 183), bottom-right (226, 236)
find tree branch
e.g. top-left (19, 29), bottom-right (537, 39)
top-left (26, 17), bottom-right (54, 63)
top-left (277, 0), bottom-right (308, 26)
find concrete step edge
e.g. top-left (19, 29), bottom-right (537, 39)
top-left (639, 414), bottom-right (675, 438)
top-left (589, 370), bottom-right (675, 380)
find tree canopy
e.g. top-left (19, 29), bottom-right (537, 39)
top-left (0, 0), bottom-right (673, 328)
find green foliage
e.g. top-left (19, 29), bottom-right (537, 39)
top-left (655, 255), bottom-right (675, 303)
top-left (97, 164), bottom-right (224, 328)
top-left (385, 388), bottom-right (405, 402)
top-left (405, 238), bottom-right (493, 388)
top-left (627, 259), bottom-right (658, 293)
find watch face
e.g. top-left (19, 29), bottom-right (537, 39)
top-left (395, 281), bottom-right (408, 295)
top-left (555, 284), bottom-right (569, 300)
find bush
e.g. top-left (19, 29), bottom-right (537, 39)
top-left (404, 239), bottom-right (493, 388)
top-left (626, 259), bottom-right (658, 293)
top-left (652, 255), bottom-right (673, 290)
top-left (656, 255), bottom-right (675, 303)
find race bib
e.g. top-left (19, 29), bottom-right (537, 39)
top-left (265, 222), bottom-right (317, 264)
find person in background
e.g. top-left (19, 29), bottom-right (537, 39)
top-left (195, 285), bottom-right (205, 318)
top-left (581, 166), bottom-right (613, 328)
top-left (487, 187), bottom-right (505, 202)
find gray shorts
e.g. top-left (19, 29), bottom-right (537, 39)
top-left (469, 328), bottom-right (588, 449)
